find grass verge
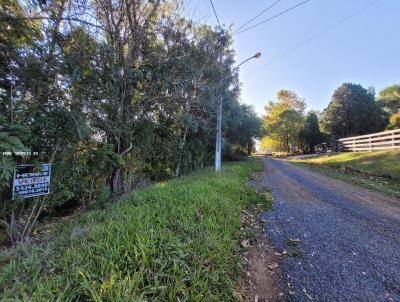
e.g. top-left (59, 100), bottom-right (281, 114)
top-left (291, 150), bottom-right (400, 198)
top-left (0, 160), bottom-right (271, 301)
top-left (292, 150), bottom-right (400, 177)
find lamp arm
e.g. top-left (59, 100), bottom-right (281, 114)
top-left (234, 56), bottom-right (254, 71)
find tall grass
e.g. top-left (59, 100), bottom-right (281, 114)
top-left (0, 160), bottom-right (269, 301)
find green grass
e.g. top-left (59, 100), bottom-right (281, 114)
top-left (0, 160), bottom-right (270, 301)
top-left (292, 150), bottom-right (400, 178)
top-left (291, 150), bottom-right (400, 197)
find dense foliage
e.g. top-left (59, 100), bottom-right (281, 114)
top-left (261, 89), bottom-right (322, 153)
top-left (0, 0), bottom-right (261, 243)
top-left (321, 83), bottom-right (387, 138)
top-left (299, 112), bottom-right (324, 153)
top-left (261, 89), bottom-right (306, 152)
top-left (261, 82), bottom-right (398, 153)
top-left (378, 84), bottom-right (400, 129)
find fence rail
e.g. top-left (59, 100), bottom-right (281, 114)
top-left (338, 129), bottom-right (400, 151)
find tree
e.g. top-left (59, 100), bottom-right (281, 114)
top-left (388, 112), bottom-right (400, 130)
top-left (260, 136), bottom-right (280, 152)
top-left (378, 84), bottom-right (400, 114)
top-left (299, 112), bottom-right (323, 153)
top-left (262, 89), bottom-right (306, 152)
top-left (378, 84), bottom-right (400, 129)
top-left (273, 109), bottom-right (304, 152)
top-left (224, 103), bottom-right (261, 156)
top-left (1, 0), bottom-right (257, 243)
top-left (321, 83), bottom-right (387, 138)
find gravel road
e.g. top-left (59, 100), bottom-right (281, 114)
top-left (261, 157), bottom-right (400, 302)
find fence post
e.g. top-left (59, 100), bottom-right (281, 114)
top-left (353, 138), bottom-right (356, 151)
top-left (369, 135), bottom-right (372, 151)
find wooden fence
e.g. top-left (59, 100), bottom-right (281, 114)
top-left (338, 129), bottom-right (400, 151)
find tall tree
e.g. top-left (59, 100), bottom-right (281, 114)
top-left (299, 112), bottom-right (323, 153)
top-left (262, 89), bottom-right (305, 152)
top-left (321, 83), bottom-right (387, 138)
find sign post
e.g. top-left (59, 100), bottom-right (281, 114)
top-left (12, 164), bottom-right (51, 199)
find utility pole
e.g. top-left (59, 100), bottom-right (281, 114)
top-left (215, 31), bottom-right (226, 172)
top-left (10, 72), bottom-right (14, 125)
top-left (215, 81), bottom-right (223, 172)
top-left (214, 34), bottom-right (261, 172)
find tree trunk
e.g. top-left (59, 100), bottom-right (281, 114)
top-left (247, 140), bottom-right (252, 155)
top-left (175, 126), bottom-right (188, 177)
top-left (111, 167), bottom-right (124, 195)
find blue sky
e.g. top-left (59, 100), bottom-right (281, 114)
top-left (188, 0), bottom-right (400, 115)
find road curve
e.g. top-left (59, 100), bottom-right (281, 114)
top-left (260, 157), bottom-right (400, 302)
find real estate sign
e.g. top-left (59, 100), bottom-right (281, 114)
top-left (12, 164), bottom-right (51, 199)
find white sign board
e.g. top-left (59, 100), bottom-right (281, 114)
top-left (12, 164), bottom-right (51, 199)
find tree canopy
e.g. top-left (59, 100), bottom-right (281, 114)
top-left (299, 112), bottom-right (323, 153)
top-left (262, 89), bottom-right (306, 152)
top-left (261, 82), bottom-right (395, 154)
top-left (0, 0), bottom-right (261, 243)
top-left (378, 84), bottom-right (400, 129)
top-left (321, 83), bottom-right (387, 138)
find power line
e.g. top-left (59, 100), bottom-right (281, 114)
top-left (234, 0), bottom-right (282, 34)
top-left (234, 0), bottom-right (310, 35)
top-left (209, 0), bottom-right (221, 28)
top-left (243, 0), bottom-right (381, 78)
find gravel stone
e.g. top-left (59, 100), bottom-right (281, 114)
top-left (261, 157), bottom-right (400, 302)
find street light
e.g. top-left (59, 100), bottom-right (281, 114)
top-left (235, 52), bottom-right (262, 70)
top-left (215, 52), bottom-right (262, 172)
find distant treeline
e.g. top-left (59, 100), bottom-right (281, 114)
top-left (261, 83), bottom-right (400, 153)
top-left (0, 0), bottom-right (261, 243)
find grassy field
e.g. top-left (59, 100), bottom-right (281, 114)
top-left (0, 160), bottom-right (270, 301)
top-left (292, 150), bottom-right (400, 197)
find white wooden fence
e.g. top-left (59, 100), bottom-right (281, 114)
top-left (338, 129), bottom-right (400, 151)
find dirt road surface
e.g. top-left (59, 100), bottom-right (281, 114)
top-left (260, 157), bottom-right (400, 302)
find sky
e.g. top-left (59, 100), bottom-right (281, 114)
top-left (186, 0), bottom-right (400, 115)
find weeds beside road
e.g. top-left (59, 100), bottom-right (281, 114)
top-left (0, 160), bottom-right (271, 301)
